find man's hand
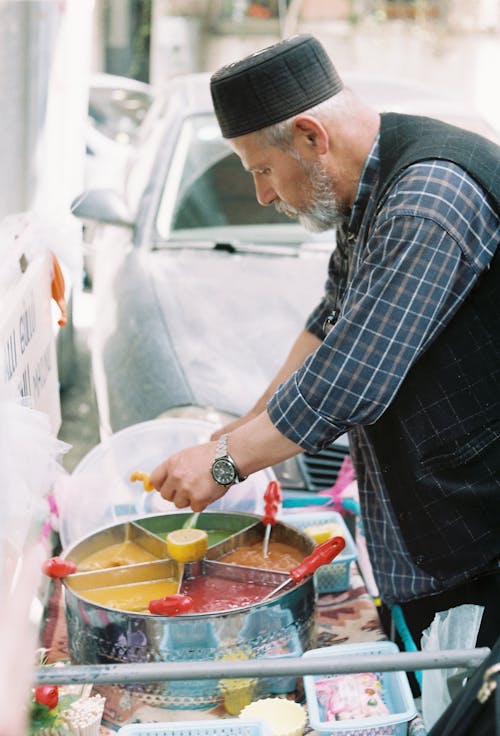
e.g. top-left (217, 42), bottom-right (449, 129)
top-left (151, 412), bottom-right (303, 512)
top-left (150, 441), bottom-right (229, 512)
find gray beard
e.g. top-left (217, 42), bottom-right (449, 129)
top-left (274, 159), bottom-right (345, 233)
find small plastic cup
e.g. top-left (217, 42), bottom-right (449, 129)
top-left (220, 677), bottom-right (258, 715)
top-left (239, 697), bottom-right (307, 736)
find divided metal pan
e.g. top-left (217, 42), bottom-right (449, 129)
top-left (62, 511), bottom-right (317, 709)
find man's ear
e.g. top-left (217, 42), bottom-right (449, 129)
top-left (292, 114), bottom-right (329, 157)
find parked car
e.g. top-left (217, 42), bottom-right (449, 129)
top-left (88, 73), bottom-right (154, 143)
top-left (73, 72), bottom-right (497, 492)
top-left (85, 73), bottom-right (155, 190)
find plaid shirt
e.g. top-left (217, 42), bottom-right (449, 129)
top-left (267, 135), bottom-right (499, 602)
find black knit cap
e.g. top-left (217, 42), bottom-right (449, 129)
top-left (210, 34), bottom-right (343, 139)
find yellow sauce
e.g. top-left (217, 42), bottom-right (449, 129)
top-left (78, 579), bottom-right (179, 612)
top-left (77, 540), bottom-right (159, 571)
top-left (221, 541), bottom-right (304, 572)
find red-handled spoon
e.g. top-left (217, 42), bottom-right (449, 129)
top-left (148, 594), bottom-right (194, 616)
top-left (262, 480), bottom-right (282, 557)
top-left (42, 557), bottom-right (77, 579)
top-left (261, 536), bottom-right (346, 601)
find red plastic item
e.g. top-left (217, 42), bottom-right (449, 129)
top-left (289, 536), bottom-right (346, 582)
top-left (42, 556), bottom-right (77, 579)
top-left (34, 685), bottom-right (59, 710)
top-left (51, 254), bottom-right (67, 327)
top-left (148, 594), bottom-right (194, 616)
top-left (262, 480), bottom-right (282, 526)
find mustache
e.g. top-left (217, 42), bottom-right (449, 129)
top-left (274, 199), bottom-right (300, 219)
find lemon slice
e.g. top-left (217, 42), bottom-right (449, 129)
top-left (166, 528), bottom-right (208, 562)
top-left (303, 522), bottom-right (345, 545)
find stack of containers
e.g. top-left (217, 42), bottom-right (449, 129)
top-left (283, 511), bottom-right (358, 593)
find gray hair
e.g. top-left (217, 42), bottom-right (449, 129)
top-left (255, 90), bottom-right (352, 151)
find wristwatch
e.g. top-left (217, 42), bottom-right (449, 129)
top-left (211, 433), bottom-right (246, 486)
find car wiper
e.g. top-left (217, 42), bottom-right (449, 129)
top-left (154, 238), bottom-right (295, 255)
top-left (153, 238), bottom-right (328, 258)
top-left (213, 242), bottom-right (236, 253)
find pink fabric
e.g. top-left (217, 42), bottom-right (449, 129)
top-left (318, 456), bottom-right (356, 512)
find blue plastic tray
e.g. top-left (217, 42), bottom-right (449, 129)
top-left (283, 510), bottom-right (357, 592)
top-left (117, 718), bottom-right (271, 735)
top-left (303, 641), bottom-right (417, 736)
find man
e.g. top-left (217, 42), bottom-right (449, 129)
top-left (150, 35), bottom-right (500, 648)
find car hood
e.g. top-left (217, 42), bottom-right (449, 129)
top-left (147, 246), bottom-right (330, 416)
top-left (93, 238), bottom-right (332, 433)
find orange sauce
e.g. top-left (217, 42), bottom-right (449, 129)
top-left (77, 541), bottom-right (159, 571)
top-left (220, 541), bottom-right (304, 572)
top-left (78, 579), bottom-right (179, 612)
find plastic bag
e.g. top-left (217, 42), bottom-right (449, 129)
top-left (56, 418), bottom-right (274, 550)
top-left (0, 209), bottom-right (83, 290)
top-left (0, 541), bottom-right (46, 736)
top-left (0, 400), bottom-right (70, 559)
top-left (421, 603), bottom-right (484, 730)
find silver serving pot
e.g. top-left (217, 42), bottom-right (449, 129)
top-left (62, 511), bottom-right (317, 708)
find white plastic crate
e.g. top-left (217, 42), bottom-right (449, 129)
top-left (284, 511), bottom-right (357, 592)
top-left (117, 718), bottom-right (271, 736)
top-left (303, 641), bottom-right (417, 736)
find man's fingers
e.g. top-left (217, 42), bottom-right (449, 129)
top-left (190, 499), bottom-right (208, 513)
top-left (172, 493), bottom-right (191, 509)
top-left (149, 464), bottom-right (168, 492)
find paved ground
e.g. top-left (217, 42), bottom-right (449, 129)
top-left (58, 290), bottom-right (100, 473)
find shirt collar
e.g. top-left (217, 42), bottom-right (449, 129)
top-left (348, 134), bottom-right (380, 237)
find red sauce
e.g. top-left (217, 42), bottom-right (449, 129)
top-left (181, 575), bottom-right (274, 612)
top-left (220, 542), bottom-right (304, 572)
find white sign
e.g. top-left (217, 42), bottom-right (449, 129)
top-left (1, 254), bottom-right (61, 433)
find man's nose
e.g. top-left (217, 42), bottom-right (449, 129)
top-left (254, 177), bottom-right (276, 206)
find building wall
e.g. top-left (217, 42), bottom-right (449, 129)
top-left (0, 0), bottom-right (93, 220)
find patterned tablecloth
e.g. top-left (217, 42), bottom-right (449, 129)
top-left (41, 563), bottom-right (426, 735)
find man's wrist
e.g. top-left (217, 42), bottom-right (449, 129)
top-left (211, 433), bottom-right (246, 486)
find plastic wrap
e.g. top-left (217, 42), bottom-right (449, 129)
top-left (56, 418), bottom-right (275, 549)
top-left (0, 389), bottom-right (69, 736)
top-left (0, 209), bottom-right (83, 290)
top-left (421, 603), bottom-right (484, 729)
top-left (0, 399), bottom-right (70, 558)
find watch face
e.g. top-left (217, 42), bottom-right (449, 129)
top-left (212, 458), bottom-right (236, 485)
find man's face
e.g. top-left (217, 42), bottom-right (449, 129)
top-left (276, 156), bottom-right (345, 233)
top-left (230, 132), bottom-right (346, 233)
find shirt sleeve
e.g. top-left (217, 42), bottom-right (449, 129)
top-left (305, 219), bottom-right (351, 339)
top-left (268, 164), bottom-right (497, 453)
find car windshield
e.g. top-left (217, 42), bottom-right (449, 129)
top-left (155, 113), bottom-right (314, 247)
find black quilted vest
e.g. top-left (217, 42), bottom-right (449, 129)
top-left (364, 113), bottom-right (500, 581)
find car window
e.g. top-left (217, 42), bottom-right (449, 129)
top-left (156, 113), bottom-right (291, 242)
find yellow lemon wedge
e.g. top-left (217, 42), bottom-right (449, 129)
top-left (303, 522), bottom-right (345, 545)
top-left (166, 528), bottom-right (209, 562)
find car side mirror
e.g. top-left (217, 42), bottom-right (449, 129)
top-left (71, 189), bottom-right (133, 228)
